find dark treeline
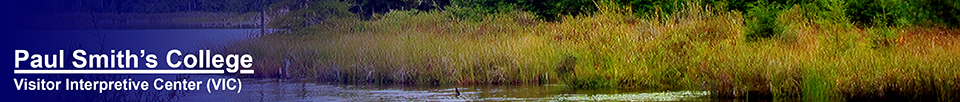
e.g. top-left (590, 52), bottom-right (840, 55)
top-left (25, 0), bottom-right (959, 27)
top-left (29, 0), bottom-right (273, 13)
top-left (257, 0), bottom-right (960, 36)
top-left (29, 0), bottom-right (448, 14)
top-left (270, 0), bottom-right (960, 27)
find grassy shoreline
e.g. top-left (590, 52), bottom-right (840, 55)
top-left (221, 2), bottom-right (960, 101)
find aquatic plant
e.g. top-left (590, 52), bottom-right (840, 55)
top-left (218, 0), bottom-right (960, 101)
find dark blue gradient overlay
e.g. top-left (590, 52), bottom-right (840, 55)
top-left (2, 1), bottom-right (254, 101)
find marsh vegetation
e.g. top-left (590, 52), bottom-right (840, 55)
top-left (215, 0), bottom-right (960, 101)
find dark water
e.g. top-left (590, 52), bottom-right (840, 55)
top-left (104, 29), bottom-right (711, 101)
top-left (180, 78), bottom-right (711, 101)
top-left (20, 29), bottom-right (713, 101)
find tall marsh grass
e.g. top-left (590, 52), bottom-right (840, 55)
top-left (219, 1), bottom-right (960, 101)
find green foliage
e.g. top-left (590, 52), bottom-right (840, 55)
top-left (230, 0), bottom-right (960, 100)
top-left (614, 0), bottom-right (682, 16)
top-left (845, 0), bottom-right (904, 27)
top-left (451, 0), bottom-right (597, 21)
top-left (269, 0), bottom-right (357, 34)
top-left (27, 0), bottom-right (960, 28)
top-left (442, 4), bottom-right (490, 22)
top-left (866, 27), bottom-right (898, 49)
top-left (906, 0), bottom-right (960, 27)
top-left (744, 1), bottom-right (783, 41)
top-left (810, 0), bottom-right (849, 25)
top-left (351, 0), bottom-right (450, 19)
top-left (701, 0), bottom-right (957, 27)
top-left (820, 0), bottom-right (960, 27)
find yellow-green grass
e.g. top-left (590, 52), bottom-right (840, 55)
top-left (216, 2), bottom-right (960, 101)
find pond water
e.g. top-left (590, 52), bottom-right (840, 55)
top-left (179, 78), bottom-right (712, 101)
top-left (17, 29), bottom-right (716, 101)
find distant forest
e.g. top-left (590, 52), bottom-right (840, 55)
top-left (29, 0), bottom-right (274, 13)
top-left (27, 0), bottom-right (446, 14)
top-left (24, 0), bottom-right (960, 27)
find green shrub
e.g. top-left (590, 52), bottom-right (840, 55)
top-left (614, 0), bottom-right (683, 16)
top-left (351, 0), bottom-right (450, 19)
top-left (444, 4), bottom-right (488, 22)
top-left (810, 0), bottom-right (849, 25)
top-left (451, 0), bottom-right (597, 21)
top-left (845, 0), bottom-right (901, 27)
top-left (842, 0), bottom-right (960, 27)
top-left (908, 0), bottom-right (960, 27)
top-left (744, 1), bottom-right (783, 41)
top-left (866, 27), bottom-right (898, 49)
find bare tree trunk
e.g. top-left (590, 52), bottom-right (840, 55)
top-left (260, 0), bottom-right (266, 36)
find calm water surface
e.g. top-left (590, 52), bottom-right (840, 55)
top-left (22, 29), bottom-right (714, 101)
top-left (179, 78), bottom-right (711, 101)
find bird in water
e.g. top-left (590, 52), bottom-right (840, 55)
top-left (455, 88), bottom-right (461, 97)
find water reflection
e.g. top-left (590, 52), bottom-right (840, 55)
top-left (180, 78), bottom-right (711, 101)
